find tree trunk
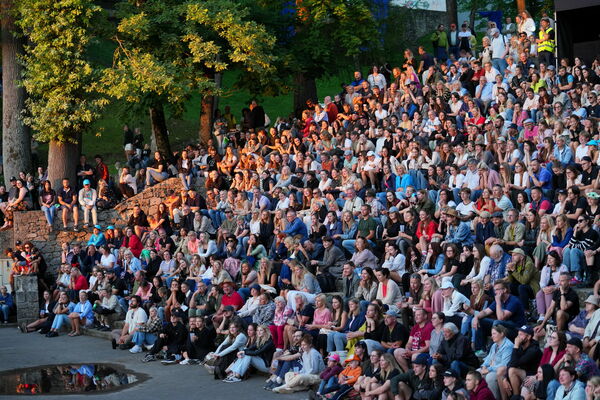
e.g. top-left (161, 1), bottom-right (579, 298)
top-left (516, 0), bottom-right (525, 13)
top-left (2, 0), bottom-right (32, 181)
top-left (293, 72), bottom-right (317, 118)
top-left (199, 95), bottom-right (214, 146)
top-left (446, 0), bottom-right (458, 25)
top-left (47, 140), bottom-right (78, 188)
top-left (149, 104), bottom-right (171, 158)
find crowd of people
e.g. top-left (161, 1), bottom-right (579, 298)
top-left (3, 8), bottom-right (600, 400)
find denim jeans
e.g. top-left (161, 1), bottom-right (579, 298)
top-left (450, 360), bottom-right (470, 377)
top-left (0, 304), bottom-right (10, 321)
top-left (327, 331), bottom-right (348, 352)
top-left (318, 376), bottom-right (340, 395)
top-left (41, 205), bottom-right (56, 225)
top-left (362, 339), bottom-right (385, 354)
top-left (179, 173), bottom-right (192, 190)
top-left (51, 314), bottom-right (70, 330)
top-left (146, 170), bottom-right (168, 186)
top-left (230, 355), bottom-right (269, 377)
top-left (474, 318), bottom-right (520, 350)
top-left (492, 58), bottom-right (507, 76)
top-left (132, 331), bottom-right (157, 346)
top-left (275, 359), bottom-right (302, 379)
top-left (563, 247), bottom-right (584, 278)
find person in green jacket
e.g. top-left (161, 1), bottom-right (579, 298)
top-left (506, 248), bottom-right (540, 311)
top-left (431, 24), bottom-right (449, 62)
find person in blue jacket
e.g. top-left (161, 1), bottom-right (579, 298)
top-left (0, 285), bottom-right (14, 323)
top-left (68, 290), bottom-right (94, 336)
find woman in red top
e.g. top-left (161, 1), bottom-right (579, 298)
top-left (122, 227), bottom-right (143, 258)
top-left (539, 331), bottom-right (566, 368)
top-left (474, 188), bottom-right (496, 215)
top-left (416, 209), bottom-right (438, 253)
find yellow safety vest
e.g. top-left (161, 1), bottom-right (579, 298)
top-left (538, 27), bottom-right (555, 53)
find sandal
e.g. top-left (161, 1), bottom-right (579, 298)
top-left (67, 331), bottom-right (75, 336)
top-left (71, 332), bottom-right (82, 337)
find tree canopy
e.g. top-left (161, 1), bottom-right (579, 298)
top-left (17, 0), bottom-right (107, 144)
top-left (98, 0), bottom-right (277, 150)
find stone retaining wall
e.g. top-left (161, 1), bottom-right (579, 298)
top-left (14, 275), bottom-right (39, 324)
top-left (11, 177), bottom-right (183, 277)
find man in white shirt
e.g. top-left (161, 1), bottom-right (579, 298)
top-left (111, 296), bottom-right (147, 352)
top-left (492, 185), bottom-right (514, 216)
top-left (463, 160), bottom-right (482, 200)
top-left (441, 281), bottom-right (470, 327)
top-left (490, 28), bottom-right (508, 75)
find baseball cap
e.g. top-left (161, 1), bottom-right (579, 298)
top-left (523, 119), bottom-right (534, 124)
top-left (518, 325), bottom-right (534, 336)
top-left (345, 354), bottom-right (361, 364)
top-left (585, 295), bottom-right (600, 307)
top-left (9, 176), bottom-right (17, 182)
top-left (106, 225), bottom-right (114, 230)
top-left (444, 369), bottom-right (459, 378)
top-left (441, 281), bottom-right (454, 290)
top-left (567, 337), bottom-right (583, 350)
top-left (413, 353), bottom-right (429, 366)
top-left (587, 192), bottom-right (600, 200)
top-left (582, 156), bottom-right (593, 162)
top-left (587, 140), bottom-right (600, 147)
top-left (492, 211), bottom-right (503, 218)
top-left (385, 310), bottom-right (398, 318)
top-left (83, 179), bottom-right (91, 185)
top-left (344, 150), bottom-right (353, 156)
top-left (327, 353), bottom-right (341, 363)
top-left (367, 151), bottom-right (375, 157)
top-left (511, 248), bottom-right (526, 257)
top-left (94, 224), bottom-right (101, 230)
top-left (223, 305), bottom-right (235, 312)
top-left (480, 211), bottom-right (491, 219)
top-left (557, 189), bottom-right (567, 196)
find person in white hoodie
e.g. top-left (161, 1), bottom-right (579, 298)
top-left (273, 334), bottom-right (325, 394)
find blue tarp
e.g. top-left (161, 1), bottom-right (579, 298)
top-left (478, 11), bottom-right (504, 31)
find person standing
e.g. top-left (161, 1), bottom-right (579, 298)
top-left (431, 25), bottom-right (449, 62)
top-left (490, 28), bottom-right (508, 76)
top-left (537, 17), bottom-right (555, 67)
top-left (448, 23), bottom-right (460, 59)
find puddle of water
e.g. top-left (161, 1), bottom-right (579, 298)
top-left (0, 363), bottom-right (147, 395)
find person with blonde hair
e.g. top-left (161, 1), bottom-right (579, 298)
top-left (286, 261), bottom-right (321, 310)
top-left (224, 324), bottom-right (275, 382)
top-left (362, 353), bottom-right (401, 400)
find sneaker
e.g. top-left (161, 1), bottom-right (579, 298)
top-left (144, 344), bottom-right (153, 351)
top-left (570, 276), bottom-right (583, 285)
top-left (475, 350), bottom-right (487, 358)
top-left (537, 315), bottom-right (545, 323)
top-left (111, 339), bottom-right (118, 350)
top-left (161, 355), bottom-right (177, 365)
top-left (73, 226), bottom-right (79, 232)
top-left (226, 376), bottom-right (242, 383)
top-left (142, 354), bottom-right (156, 363)
top-left (157, 350), bottom-right (167, 360)
top-left (129, 345), bottom-right (143, 354)
top-left (179, 359), bottom-right (191, 365)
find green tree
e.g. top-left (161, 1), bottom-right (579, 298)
top-left (17, 0), bottom-right (107, 186)
top-left (243, 0), bottom-right (378, 116)
top-left (99, 0), bottom-right (276, 150)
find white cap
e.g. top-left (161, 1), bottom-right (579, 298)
top-left (441, 281), bottom-right (454, 290)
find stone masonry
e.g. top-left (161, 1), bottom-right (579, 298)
top-left (14, 275), bottom-right (39, 324)
top-left (11, 177), bottom-right (183, 278)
